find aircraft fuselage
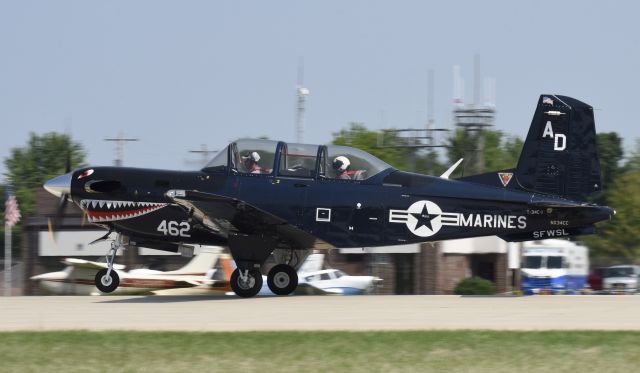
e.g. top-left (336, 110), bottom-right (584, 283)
top-left (66, 166), bottom-right (611, 250)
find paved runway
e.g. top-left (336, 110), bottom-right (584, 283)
top-left (1, 295), bottom-right (639, 331)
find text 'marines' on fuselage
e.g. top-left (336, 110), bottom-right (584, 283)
top-left (44, 95), bottom-right (614, 297)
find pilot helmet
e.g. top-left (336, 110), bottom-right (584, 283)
top-left (332, 156), bottom-right (350, 172)
top-left (242, 151), bottom-right (261, 164)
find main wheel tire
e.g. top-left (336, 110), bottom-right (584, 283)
top-left (267, 264), bottom-right (298, 296)
top-left (95, 268), bottom-right (120, 293)
top-left (230, 268), bottom-right (263, 298)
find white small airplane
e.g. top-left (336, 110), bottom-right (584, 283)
top-left (297, 268), bottom-right (381, 295)
top-left (260, 253), bottom-right (382, 295)
top-left (31, 247), bottom-right (231, 295)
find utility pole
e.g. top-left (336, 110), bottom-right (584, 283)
top-left (104, 132), bottom-right (139, 167)
top-left (187, 144), bottom-right (218, 168)
top-left (295, 60), bottom-right (309, 143)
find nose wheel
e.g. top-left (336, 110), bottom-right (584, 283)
top-left (95, 268), bottom-right (120, 293)
top-left (230, 269), bottom-right (263, 298)
top-left (267, 264), bottom-right (298, 296)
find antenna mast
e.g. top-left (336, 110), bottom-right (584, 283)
top-left (452, 55), bottom-right (496, 175)
top-left (295, 59), bottom-right (309, 143)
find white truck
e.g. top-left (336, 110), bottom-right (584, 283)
top-left (602, 265), bottom-right (640, 294)
top-left (521, 239), bottom-right (589, 293)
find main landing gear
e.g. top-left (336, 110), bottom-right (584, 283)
top-left (227, 234), bottom-right (300, 298)
top-left (94, 234), bottom-right (124, 293)
top-left (229, 264), bottom-right (298, 298)
top-left (230, 268), bottom-right (262, 298)
top-left (267, 264), bottom-right (298, 296)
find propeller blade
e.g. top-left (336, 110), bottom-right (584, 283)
top-left (50, 193), bottom-right (69, 243)
top-left (47, 218), bottom-right (58, 251)
top-left (65, 151), bottom-right (71, 173)
top-left (55, 194), bottom-right (68, 221)
top-left (48, 151), bottom-right (73, 245)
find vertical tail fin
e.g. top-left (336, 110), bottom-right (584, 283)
top-left (515, 95), bottom-right (602, 201)
top-left (297, 253), bottom-right (324, 274)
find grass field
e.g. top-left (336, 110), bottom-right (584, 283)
top-left (1, 331), bottom-right (639, 372)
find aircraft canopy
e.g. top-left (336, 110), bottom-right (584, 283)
top-left (204, 139), bottom-right (392, 180)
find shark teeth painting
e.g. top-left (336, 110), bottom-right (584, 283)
top-left (80, 199), bottom-right (168, 222)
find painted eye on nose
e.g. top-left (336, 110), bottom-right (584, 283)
top-left (78, 169), bottom-right (94, 179)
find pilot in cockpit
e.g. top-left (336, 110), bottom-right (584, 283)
top-left (332, 156), bottom-right (351, 179)
top-left (332, 156), bottom-right (367, 180)
top-left (242, 151), bottom-right (264, 174)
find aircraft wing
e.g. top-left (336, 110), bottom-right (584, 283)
top-left (166, 189), bottom-right (332, 249)
top-left (63, 258), bottom-right (126, 271)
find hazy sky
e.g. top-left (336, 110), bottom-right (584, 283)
top-left (2, 1), bottom-right (639, 176)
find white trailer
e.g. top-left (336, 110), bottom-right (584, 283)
top-left (521, 239), bottom-right (589, 293)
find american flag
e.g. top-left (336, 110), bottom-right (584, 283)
top-left (5, 192), bottom-right (21, 228)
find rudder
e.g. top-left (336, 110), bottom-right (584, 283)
top-left (515, 95), bottom-right (601, 201)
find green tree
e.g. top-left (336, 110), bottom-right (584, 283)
top-left (446, 128), bottom-right (523, 177)
top-left (415, 149), bottom-right (446, 176)
top-left (0, 183), bottom-right (5, 248)
top-left (332, 123), bottom-right (409, 170)
top-left (4, 132), bottom-right (86, 219)
top-left (624, 138), bottom-right (640, 172)
top-left (332, 123), bottom-right (444, 174)
top-left (591, 132), bottom-right (624, 205)
top-left (583, 171), bottom-right (640, 262)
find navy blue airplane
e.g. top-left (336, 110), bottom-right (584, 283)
top-left (44, 95), bottom-right (614, 297)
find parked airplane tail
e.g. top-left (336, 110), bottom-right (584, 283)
top-left (297, 253), bottom-right (324, 274)
top-left (460, 95), bottom-right (602, 201)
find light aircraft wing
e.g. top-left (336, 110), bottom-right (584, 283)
top-left (63, 258), bottom-right (126, 271)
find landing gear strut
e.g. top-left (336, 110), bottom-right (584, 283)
top-left (227, 234), bottom-right (302, 298)
top-left (94, 235), bottom-right (123, 293)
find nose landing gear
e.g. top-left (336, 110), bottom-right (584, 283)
top-left (94, 234), bottom-right (125, 293)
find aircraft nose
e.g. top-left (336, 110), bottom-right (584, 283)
top-left (44, 172), bottom-right (72, 198)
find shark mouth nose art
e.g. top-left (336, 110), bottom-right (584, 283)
top-left (81, 199), bottom-right (168, 222)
